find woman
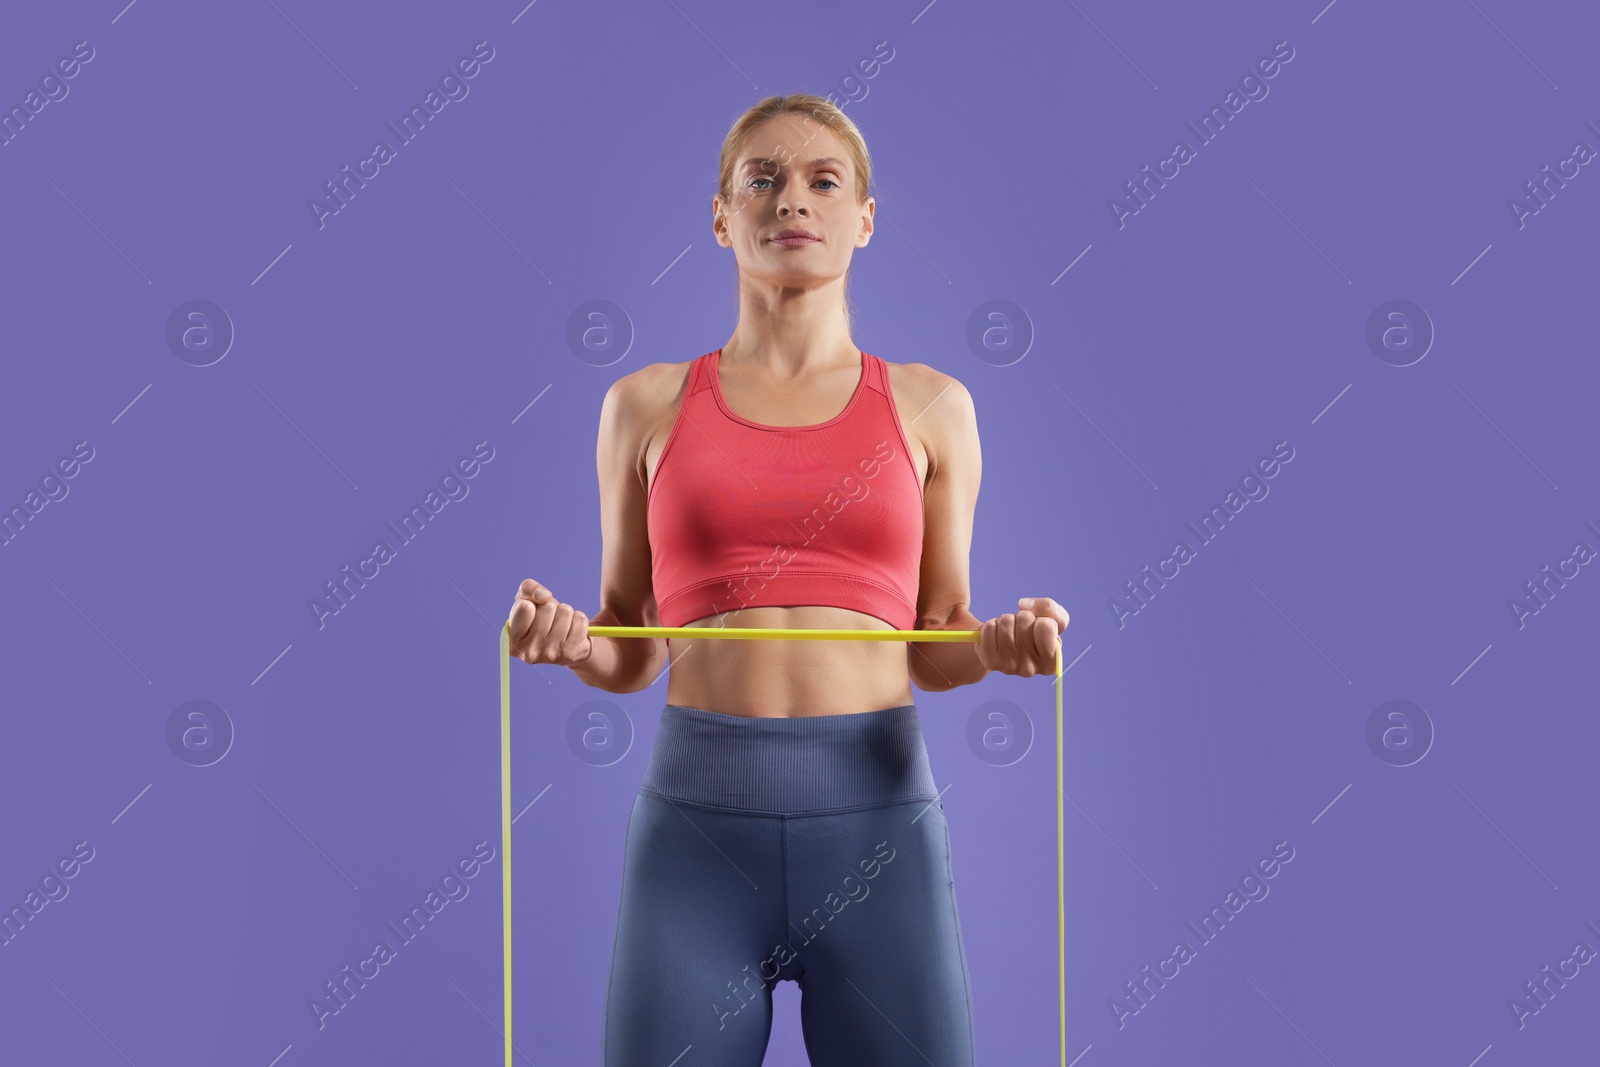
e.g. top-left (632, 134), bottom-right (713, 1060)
top-left (508, 94), bottom-right (1069, 1066)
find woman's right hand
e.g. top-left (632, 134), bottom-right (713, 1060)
top-left (507, 579), bottom-right (593, 666)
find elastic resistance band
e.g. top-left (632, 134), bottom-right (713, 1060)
top-left (499, 623), bottom-right (1067, 1066)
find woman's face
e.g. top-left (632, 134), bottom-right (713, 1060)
top-left (713, 113), bottom-right (874, 290)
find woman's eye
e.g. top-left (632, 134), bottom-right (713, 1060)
top-left (748, 176), bottom-right (839, 191)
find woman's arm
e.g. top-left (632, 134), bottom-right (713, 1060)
top-left (569, 369), bottom-right (670, 693)
top-left (906, 369), bottom-right (990, 693)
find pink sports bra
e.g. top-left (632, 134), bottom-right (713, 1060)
top-left (646, 348), bottom-right (925, 629)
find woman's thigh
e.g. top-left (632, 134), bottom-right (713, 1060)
top-left (603, 793), bottom-right (788, 1067)
top-left (785, 799), bottom-right (976, 1067)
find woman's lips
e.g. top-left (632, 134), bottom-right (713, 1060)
top-left (771, 235), bottom-right (820, 247)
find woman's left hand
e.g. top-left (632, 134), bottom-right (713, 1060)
top-left (976, 597), bottom-right (1071, 677)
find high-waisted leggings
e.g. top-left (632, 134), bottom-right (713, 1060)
top-left (603, 703), bottom-right (976, 1066)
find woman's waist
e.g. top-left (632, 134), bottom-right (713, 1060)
top-left (638, 701), bottom-right (940, 814)
top-left (663, 607), bottom-right (913, 715)
top-left (663, 672), bottom-right (915, 719)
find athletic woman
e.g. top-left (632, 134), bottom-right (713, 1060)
top-left (508, 93), bottom-right (1069, 1066)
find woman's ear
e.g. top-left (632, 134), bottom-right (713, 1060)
top-left (711, 195), bottom-right (731, 247)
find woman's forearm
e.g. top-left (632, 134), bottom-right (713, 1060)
top-left (908, 606), bottom-right (990, 693)
top-left (569, 609), bottom-right (667, 693)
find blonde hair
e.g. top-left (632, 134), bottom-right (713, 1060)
top-left (716, 94), bottom-right (872, 329)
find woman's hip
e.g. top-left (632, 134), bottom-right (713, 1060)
top-left (637, 702), bottom-right (940, 815)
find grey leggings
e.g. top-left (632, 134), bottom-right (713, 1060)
top-left (603, 703), bottom-right (976, 1066)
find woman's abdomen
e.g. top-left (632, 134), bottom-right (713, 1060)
top-left (662, 605), bottom-right (915, 717)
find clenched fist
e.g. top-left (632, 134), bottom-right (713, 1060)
top-left (507, 579), bottom-right (593, 667)
top-left (975, 596), bottom-right (1070, 677)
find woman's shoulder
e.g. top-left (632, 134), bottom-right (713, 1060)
top-left (607, 355), bottom-right (703, 413)
top-left (879, 356), bottom-right (975, 424)
top-left (878, 356), bottom-right (978, 484)
top-left (601, 356), bottom-right (708, 455)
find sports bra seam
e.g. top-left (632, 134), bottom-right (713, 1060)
top-left (657, 570), bottom-right (918, 610)
top-left (709, 348), bottom-right (870, 433)
top-left (876, 355), bottom-right (927, 505)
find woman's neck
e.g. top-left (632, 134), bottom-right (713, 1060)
top-left (722, 280), bottom-right (856, 374)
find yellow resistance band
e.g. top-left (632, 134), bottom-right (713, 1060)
top-left (499, 623), bottom-right (1067, 1065)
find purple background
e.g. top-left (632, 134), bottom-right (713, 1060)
top-left (2, 0), bottom-right (1597, 1064)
